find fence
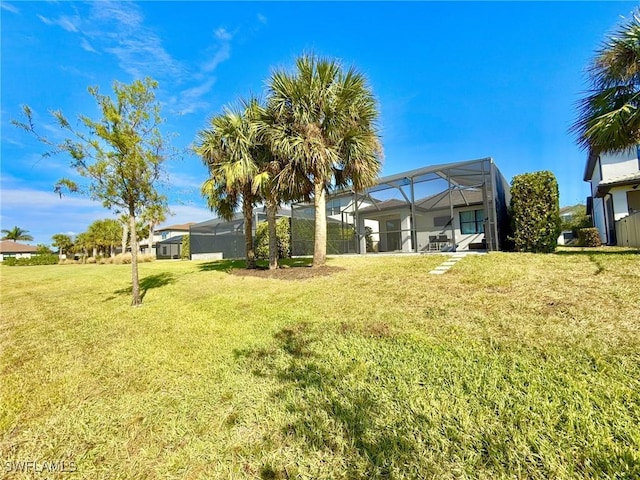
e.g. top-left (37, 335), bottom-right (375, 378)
top-left (615, 211), bottom-right (640, 247)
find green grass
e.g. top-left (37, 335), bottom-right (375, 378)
top-left (1, 249), bottom-right (639, 479)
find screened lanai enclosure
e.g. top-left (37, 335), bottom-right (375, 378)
top-left (291, 158), bottom-right (510, 255)
top-left (189, 208), bottom-right (291, 260)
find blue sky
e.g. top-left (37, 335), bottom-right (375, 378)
top-left (1, 1), bottom-right (637, 246)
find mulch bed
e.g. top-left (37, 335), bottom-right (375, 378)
top-left (229, 265), bottom-right (344, 280)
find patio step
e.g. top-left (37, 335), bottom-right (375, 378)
top-left (428, 252), bottom-right (469, 275)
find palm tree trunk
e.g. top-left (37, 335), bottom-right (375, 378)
top-left (129, 212), bottom-right (142, 306)
top-left (242, 195), bottom-right (256, 269)
top-left (266, 196), bottom-right (278, 270)
top-left (121, 222), bottom-right (128, 255)
top-left (313, 178), bottom-right (327, 267)
top-left (148, 222), bottom-right (154, 257)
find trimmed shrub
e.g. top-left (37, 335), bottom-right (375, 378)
top-left (86, 256), bottom-right (97, 264)
top-left (181, 235), bottom-right (190, 260)
top-left (578, 227), bottom-right (602, 247)
top-left (255, 217), bottom-right (291, 259)
top-left (3, 254), bottom-right (59, 266)
top-left (509, 171), bottom-right (561, 253)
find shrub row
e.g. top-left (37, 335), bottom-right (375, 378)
top-left (59, 254), bottom-right (156, 265)
top-left (3, 254), bottom-right (59, 266)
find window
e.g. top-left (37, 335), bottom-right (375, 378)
top-left (460, 209), bottom-right (485, 234)
top-left (433, 215), bottom-right (451, 227)
top-left (162, 246), bottom-right (168, 256)
top-left (628, 190), bottom-right (640, 214)
top-left (161, 232), bottom-right (168, 240)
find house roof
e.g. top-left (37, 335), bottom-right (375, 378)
top-left (416, 188), bottom-right (484, 211)
top-left (583, 150), bottom-right (599, 182)
top-left (595, 172), bottom-right (640, 197)
top-left (0, 240), bottom-right (38, 253)
top-left (156, 222), bottom-right (195, 232)
top-left (357, 199), bottom-right (409, 214)
top-left (158, 235), bottom-right (184, 245)
top-left (356, 189), bottom-right (485, 216)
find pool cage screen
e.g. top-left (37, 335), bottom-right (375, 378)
top-left (291, 158), bottom-right (510, 255)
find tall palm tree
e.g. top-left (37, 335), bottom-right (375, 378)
top-left (573, 13), bottom-right (640, 153)
top-left (266, 54), bottom-right (383, 267)
top-left (1, 226), bottom-right (34, 242)
top-left (142, 204), bottom-right (167, 256)
top-left (195, 102), bottom-right (262, 269)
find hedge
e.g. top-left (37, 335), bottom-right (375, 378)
top-left (510, 171), bottom-right (561, 253)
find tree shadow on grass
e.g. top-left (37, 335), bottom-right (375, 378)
top-left (198, 258), bottom-right (314, 273)
top-left (234, 324), bottom-right (415, 479)
top-left (109, 272), bottom-right (176, 301)
top-left (554, 248), bottom-right (639, 256)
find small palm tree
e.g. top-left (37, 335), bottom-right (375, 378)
top-left (1, 226), bottom-right (34, 242)
top-left (195, 102), bottom-right (262, 269)
top-left (266, 54), bottom-right (383, 266)
top-left (573, 13), bottom-right (640, 153)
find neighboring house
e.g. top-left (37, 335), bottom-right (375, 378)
top-left (156, 235), bottom-right (184, 260)
top-left (584, 149), bottom-right (640, 244)
top-left (0, 240), bottom-right (38, 262)
top-left (190, 208), bottom-right (291, 260)
top-left (557, 205), bottom-right (584, 246)
top-left (141, 222), bottom-right (194, 256)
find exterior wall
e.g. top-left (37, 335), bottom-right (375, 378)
top-left (0, 252), bottom-right (35, 262)
top-left (600, 151), bottom-right (639, 180)
top-left (591, 196), bottom-right (608, 243)
top-left (610, 187), bottom-right (632, 220)
top-left (191, 252), bottom-right (223, 261)
top-left (414, 206), bottom-right (486, 251)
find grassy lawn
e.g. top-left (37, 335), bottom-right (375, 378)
top-left (1, 249), bottom-right (639, 479)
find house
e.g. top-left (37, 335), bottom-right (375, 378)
top-left (0, 240), bottom-right (38, 262)
top-left (156, 235), bottom-right (185, 260)
top-left (140, 222), bottom-right (194, 256)
top-left (188, 158), bottom-right (510, 259)
top-left (291, 157), bottom-right (511, 255)
top-left (584, 149), bottom-right (640, 244)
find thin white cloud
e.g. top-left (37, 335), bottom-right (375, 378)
top-left (89, 1), bottom-right (184, 79)
top-left (215, 27), bottom-right (232, 41)
top-left (80, 38), bottom-right (97, 53)
top-left (58, 15), bottom-right (80, 32)
top-left (257, 13), bottom-right (267, 25)
top-left (1, 2), bottom-right (19, 14)
top-left (0, 187), bottom-right (108, 244)
top-left (202, 28), bottom-right (233, 74)
top-left (38, 13), bottom-right (80, 32)
top-left (38, 14), bottom-right (54, 25)
top-left (174, 79), bottom-right (216, 115)
top-left (159, 204), bottom-right (215, 228)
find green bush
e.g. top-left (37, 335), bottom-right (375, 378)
top-left (578, 227), bottom-right (602, 247)
top-left (181, 235), bottom-right (190, 260)
top-left (509, 171), bottom-right (561, 253)
top-left (255, 218), bottom-right (291, 259)
top-left (3, 254), bottom-right (59, 266)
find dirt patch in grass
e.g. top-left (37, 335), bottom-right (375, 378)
top-left (230, 265), bottom-right (344, 280)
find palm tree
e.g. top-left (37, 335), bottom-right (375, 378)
top-left (141, 204), bottom-right (167, 256)
top-left (266, 54), bottom-right (383, 266)
top-left (253, 102), bottom-right (312, 269)
top-left (51, 233), bottom-right (73, 257)
top-left (1, 226), bottom-right (34, 242)
top-left (573, 13), bottom-right (640, 153)
top-left (195, 102), bottom-right (262, 269)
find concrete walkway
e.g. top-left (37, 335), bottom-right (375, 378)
top-left (428, 251), bottom-right (484, 275)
